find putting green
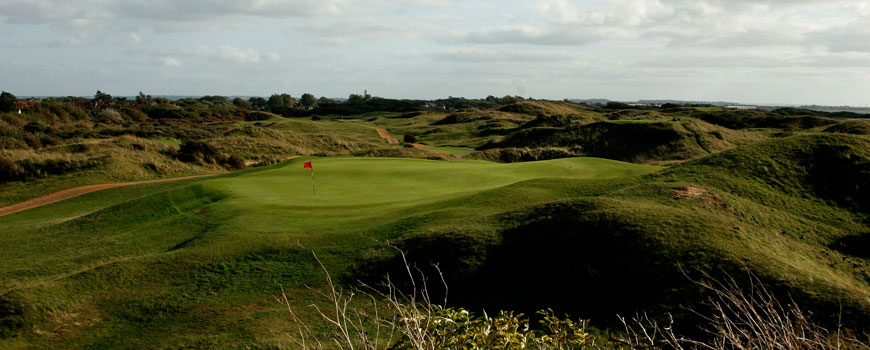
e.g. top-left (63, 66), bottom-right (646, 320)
top-left (207, 157), bottom-right (661, 209)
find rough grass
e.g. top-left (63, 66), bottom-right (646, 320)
top-left (481, 118), bottom-right (764, 163)
top-left (0, 136), bottom-right (222, 206)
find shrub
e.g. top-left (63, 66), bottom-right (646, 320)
top-left (225, 154), bottom-right (246, 170)
top-left (97, 109), bottom-right (123, 123)
top-left (244, 111), bottom-right (272, 121)
top-left (23, 122), bottom-right (46, 134)
top-left (123, 108), bottom-right (149, 122)
top-left (23, 134), bottom-right (41, 149)
top-left (0, 155), bottom-right (21, 181)
top-left (285, 250), bottom-right (870, 350)
top-left (311, 115), bottom-right (322, 121)
top-left (0, 114), bottom-right (25, 127)
top-left (403, 134), bottom-right (418, 143)
top-left (178, 140), bottom-right (224, 165)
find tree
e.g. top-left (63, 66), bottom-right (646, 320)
top-left (267, 93), bottom-right (295, 112)
top-left (94, 90), bottom-right (112, 103)
top-left (347, 94), bottom-right (365, 105)
top-left (248, 97), bottom-right (267, 110)
top-left (300, 93), bottom-right (318, 108)
top-left (136, 91), bottom-right (154, 105)
top-left (232, 97), bottom-right (252, 109)
top-left (318, 97), bottom-right (335, 105)
top-left (0, 91), bottom-right (16, 113)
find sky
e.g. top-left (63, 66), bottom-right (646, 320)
top-left (1, 0), bottom-right (869, 106)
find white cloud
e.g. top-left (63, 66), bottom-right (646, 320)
top-left (185, 46), bottom-right (279, 64)
top-left (160, 56), bottom-right (181, 67)
top-left (129, 33), bottom-right (143, 43)
top-left (460, 0), bottom-right (870, 50)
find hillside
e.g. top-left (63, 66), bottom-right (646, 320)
top-left (0, 157), bottom-right (660, 348)
top-left (3, 98), bottom-right (870, 348)
top-left (359, 134), bottom-right (870, 329)
top-left (473, 119), bottom-right (763, 163)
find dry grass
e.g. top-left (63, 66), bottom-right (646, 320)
top-left (614, 271), bottom-right (870, 350)
top-left (283, 252), bottom-right (869, 350)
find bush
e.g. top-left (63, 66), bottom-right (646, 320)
top-left (178, 140), bottom-right (224, 165)
top-left (0, 114), bottom-right (25, 127)
top-left (0, 156), bottom-right (21, 181)
top-left (225, 154), bottom-right (246, 170)
top-left (23, 135), bottom-right (41, 149)
top-left (23, 122), bottom-right (46, 134)
top-left (311, 115), bottom-right (322, 121)
top-left (97, 109), bottom-right (123, 123)
top-left (286, 251), bottom-right (870, 350)
top-left (403, 134), bottom-right (418, 143)
top-left (123, 108), bottom-right (149, 122)
top-left (244, 111), bottom-right (272, 121)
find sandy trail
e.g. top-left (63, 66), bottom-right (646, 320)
top-left (376, 128), bottom-right (400, 144)
top-left (0, 174), bottom-right (216, 217)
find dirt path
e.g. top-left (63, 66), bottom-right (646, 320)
top-left (0, 174), bottom-right (216, 217)
top-left (376, 128), bottom-right (400, 144)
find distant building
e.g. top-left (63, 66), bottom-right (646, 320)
top-left (14, 99), bottom-right (39, 114)
top-left (726, 105), bottom-right (758, 110)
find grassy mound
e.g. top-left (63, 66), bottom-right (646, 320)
top-left (482, 119), bottom-right (761, 163)
top-left (825, 120), bottom-right (870, 135)
top-left (497, 101), bottom-right (592, 116)
top-left (694, 109), bottom-right (837, 130)
top-left (361, 134), bottom-right (870, 330)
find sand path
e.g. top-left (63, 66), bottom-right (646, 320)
top-left (376, 128), bottom-right (400, 144)
top-left (0, 174), bottom-right (216, 217)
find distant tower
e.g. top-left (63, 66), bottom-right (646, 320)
top-left (364, 89), bottom-right (371, 100)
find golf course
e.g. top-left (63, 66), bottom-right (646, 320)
top-left (0, 156), bottom-right (662, 348)
top-left (2, 97), bottom-right (870, 348)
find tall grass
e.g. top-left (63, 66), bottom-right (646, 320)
top-left (284, 251), bottom-right (869, 350)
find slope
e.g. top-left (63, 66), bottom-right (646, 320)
top-left (0, 157), bottom-right (659, 349)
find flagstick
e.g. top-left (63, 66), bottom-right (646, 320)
top-left (310, 167), bottom-right (316, 195)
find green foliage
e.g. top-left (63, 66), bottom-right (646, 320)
top-left (178, 139), bottom-right (224, 164)
top-left (93, 90), bottom-right (112, 104)
top-left (243, 111), bottom-right (272, 121)
top-left (0, 155), bottom-right (21, 181)
top-left (177, 139), bottom-right (247, 170)
top-left (0, 91), bottom-right (15, 113)
top-left (247, 97), bottom-right (267, 110)
top-left (389, 307), bottom-right (595, 350)
top-left (0, 156), bottom-right (106, 182)
top-left (300, 93), bottom-right (318, 108)
top-left (267, 93), bottom-right (295, 114)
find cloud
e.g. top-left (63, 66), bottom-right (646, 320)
top-left (459, 0), bottom-right (869, 49)
top-left (160, 56), bottom-right (181, 67)
top-left (187, 46), bottom-right (280, 64)
top-left (427, 47), bottom-right (583, 63)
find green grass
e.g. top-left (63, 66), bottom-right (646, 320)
top-left (605, 119), bottom-right (672, 124)
top-left (3, 101), bottom-right (870, 348)
top-left (147, 138), bottom-right (182, 146)
top-left (0, 156), bottom-right (660, 348)
top-left (424, 146), bottom-right (475, 154)
top-left (5, 135), bottom-right (867, 348)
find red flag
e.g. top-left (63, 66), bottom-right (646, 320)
top-left (303, 161), bottom-right (312, 169)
